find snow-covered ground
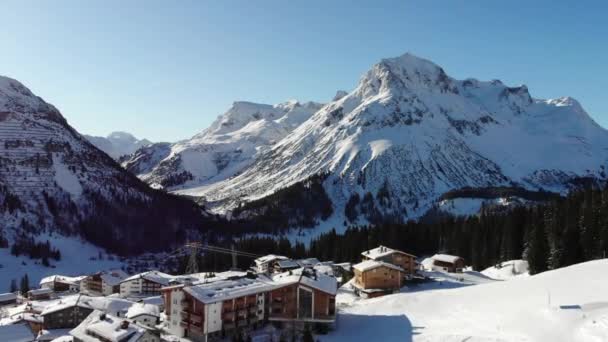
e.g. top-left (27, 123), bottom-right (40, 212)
top-left (326, 259), bottom-right (608, 342)
top-left (0, 233), bottom-right (123, 292)
top-left (481, 260), bottom-right (530, 280)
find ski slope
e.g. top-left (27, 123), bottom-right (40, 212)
top-left (326, 260), bottom-right (608, 342)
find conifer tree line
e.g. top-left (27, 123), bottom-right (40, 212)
top-left (205, 186), bottom-right (608, 275)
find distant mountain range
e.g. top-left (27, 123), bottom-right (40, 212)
top-left (84, 131), bottom-right (152, 160)
top-left (122, 53), bottom-right (608, 229)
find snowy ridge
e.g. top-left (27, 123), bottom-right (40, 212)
top-left (122, 99), bottom-right (324, 190)
top-left (84, 131), bottom-right (152, 160)
top-left (176, 53), bottom-right (608, 225)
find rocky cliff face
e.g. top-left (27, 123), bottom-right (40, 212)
top-left (0, 76), bottom-right (205, 254)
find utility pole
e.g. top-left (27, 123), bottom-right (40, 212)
top-left (185, 242), bottom-right (202, 274)
top-left (231, 244), bottom-right (238, 271)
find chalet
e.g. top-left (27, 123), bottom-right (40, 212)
top-left (120, 271), bottom-right (173, 298)
top-left (125, 303), bottom-right (160, 328)
top-left (428, 254), bottom-right (466, 273)
top-left (253, 254), bottom-right (288, 274)
top-left (27, 288), bottom-right (54, 301)
top-left (0, 322), bottom-right (36, 342)
top-left (162, 274), bottom-right (272, 341)
top-left (0, 292), bottom-right (18, 306)
top-left (352, 260), bottom-right (405, 298)
top-left (361, 245), bottom-right (417, 276)
top-left (269, 268), bottom-right (337, 326)
top-left (70, 310), bottom-right (161, 342)
top-left (81, 270), bottom-right (128, 296)
top-left (3, 312), bottom-right (44, 335)
top-left (40, 295), bottom-right (94, 330)
top-left (274, 259), bottom-right (301, 273)
top-left (296, 258), bottom-right (321, 268)
top-left (39, 275), bottom-right (85, 293)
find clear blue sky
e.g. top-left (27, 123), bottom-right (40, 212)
top-left (2, 1), bottom-right (607, 142)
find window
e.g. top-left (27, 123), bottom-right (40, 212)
top-left (298, 288), bottom-right (313, 319)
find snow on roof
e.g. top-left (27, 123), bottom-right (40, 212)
top-left (98, 270), bottom-right (129, 286)
top-left (431, 254), bottom-right (463, 264)
top-left (0, 323), bottom-right (35, 342)
top-left (41, 295), bottom-right (93, 316)
top-left (296, 258), bottom-right (320, 267)
top-left (36, 328), bottom-right (72, 342)
top-left (254, 254), bottom-right (288, 265)
top-left (276, 259), bottom-right (300, 269)
top-left (313, 264), bottom-right (334, 276)
top-left (28, 288), bottom-right (54, 296)
top-left (272, 268), bottom-right (338, 295)
top-left (361, 245), bottom-right (416, 260)
top-left (353, 260), bottom-right (405, 273)
top-left (138, 296), bottom-right (163, 307)
top-left (126, 303), bottom-right (160, 319)
top-left (49, 336), bottom-right (73, 342)
top-left (170, 270), bottom-right (247, 285)
top-left (121, 271), bottom-right (173, 286)
top-left (70, 310), bottom-right (146, 342)
top-left (40, 275), bottom-right (85, 286)
top-left (86, 297), bottom-right (135, 316)
top-left (184, 276), bottom-right (275, 304)
top-left (0, 292), bottom-right (17, 301)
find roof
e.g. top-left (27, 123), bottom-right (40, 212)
top-left (49, 337), bottom-right (73, 342)
top-left (40, 295), bottom-right (93, 316)
top-left (98, 270), bottom-right (129, 286)
top-left (126, 303), bottom-right (160, 319)
top-left (361, 245), bottom-right (416, 260)
top-left (35, 328), bottom-right (71, 342)
top-left (28, 288), bottom-right (54, 296)
top-left (39, 275), bottom-right (85, 286)
top-left (272, 268), bottom-right (338, 295)
top-left (70, 310), bottom-right (147, 342)
top-left (138, 296), bottom-right (163, 307)
top-left (254, 254), bottom-right (288, 265)
top-left (0, 323), bottom-right (35, 342)
top-left (0, 292), bottom-right (18, 301)
top-left (86, 297), bottom-right (135, 316)
top-left (184, 276), bottom-right (275, 304)
top-left (431, 254), bottom-right (464, 264)
top-left (121, 271), bottom-right (173, 286)
top-left (353, 260), bottom-right (405, 273)
top-left (276, 259), bottom-right (300, 269)
top-left (296, 258), bottom-right (320, 267)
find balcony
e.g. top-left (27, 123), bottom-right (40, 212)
top-left (224, 322), bottom-right (236, 330)
top-left (222, 312), bottom-right (235, 321)
top-left (236, 319), bottom-right (248, 328)
top-left (248, 306), bottom-right (257, 314)
top-left (180, 320), bottom-right (189, 328)
top-left (190, 314), bottom-right (203, 324)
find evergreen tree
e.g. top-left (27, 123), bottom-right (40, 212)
top-left (9, 279), bottom-right (17, 293)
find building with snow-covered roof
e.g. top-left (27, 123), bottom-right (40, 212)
top-left (352, 260), bottom-right (406, 298)
top-left (0, 322), bottom-right (36, 342)
top-left (0, 292), bottom-right (18, 306)
top-left (253, 254), bottom-right (288, 274)
top-left (162, 274), bottom-right (272, 340)
top-left (40, 275), bottom-right (85, 293)
top-left (28, 288), bottom-right (54, 301)
top-left (125, 303), bottom-right (160, 328)
top-left (296, 258), bottom-right (320, 268)
top-left (361, 245), bottom-right (417, 275)
top-left (274, 259), bottom-right (300, 273)
top-left (268, 267), bottom-right (337, 325)
top-left (119, 271), bottom-right (173, 298)
top-left (41, 295), bottom-right (95, 330)
top-left (69, 310), bottom-right (160, 342)
top-left (81, 270), bottom-right (128, 296)
top-left (428, 254), bottom-right (466, 273)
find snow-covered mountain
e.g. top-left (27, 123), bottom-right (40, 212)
top-left (121, 100), bottom-right (324, 190)
top-left (0, 75), bottom-right (205, 254)
top-left (84, 131), bottom-right (152, 160)
top-left (175, 53), bottom-right (608, 225)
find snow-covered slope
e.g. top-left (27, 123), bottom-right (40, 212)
top-left (84, 131), bottom-right (152, 159)
top-left (481, 260), bottom-right (530, 280)
top-left (329, 259), bottom-right (608, 342)
top-left (0, 75), bottom-right (205, 255)
top-left (121, 100), bottom-right (324, 190)
top-left (181, 53), bottom-right (608, 225)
